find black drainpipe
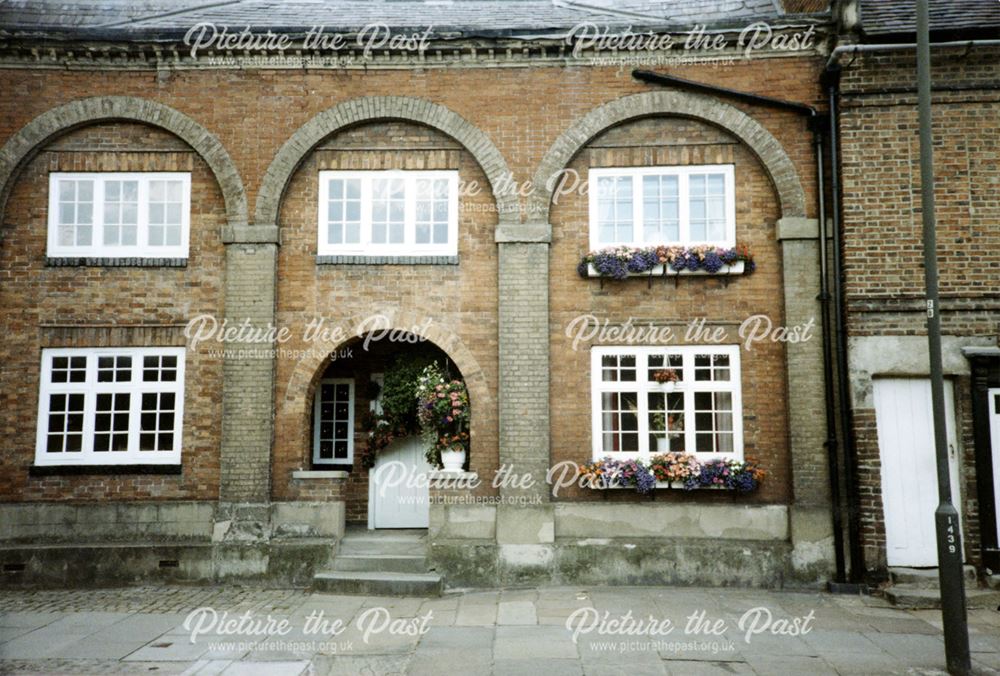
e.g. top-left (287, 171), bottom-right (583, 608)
top-left (823, 63), bottom-right (865, 583)
top-left (632, 69), bottom-right (851, 586)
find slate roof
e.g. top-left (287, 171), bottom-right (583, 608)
top-left (0, 0), bottom-right (825, 41)
top-left (859, 0), bottom-right (1000, 37)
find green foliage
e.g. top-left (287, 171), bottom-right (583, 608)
top-left (379, 353), bottom-right (437, 430)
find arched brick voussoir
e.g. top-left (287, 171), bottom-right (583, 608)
top-left (0, 96), bottom-right (248, 225)
top-left (279, 309), bottom-right (492, 425)
top-left (528, 89), bottom-right (808, 223)
top-left (254, 96), bottom-right (520, 227)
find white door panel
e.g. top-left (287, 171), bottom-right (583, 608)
top-left (874, 378), bottom-right (962, 567)
top-left (369, 436), bottom-right (432, 529)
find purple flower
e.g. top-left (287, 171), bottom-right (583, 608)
top-left (702, 250), bottom-right (724, 273)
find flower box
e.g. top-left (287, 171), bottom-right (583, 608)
top-left (579, 244), bottom-right (755, 281)
top-left (585, 261), bottom-right (745, 278)
top-left (594, 480), bottom-right (727, 491)
top-left (579, 454), bottom-right (766, 495)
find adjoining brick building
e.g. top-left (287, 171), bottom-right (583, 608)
top-left (832, 0), bottom-right (1000, 581)
top-left (3, 0), bottom-right (957, 592)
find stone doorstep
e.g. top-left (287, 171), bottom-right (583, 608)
top-left (883, 586), bottom-right (1000, 610)
top-left (888, 566), bottom-right (978, 588)
top-left (312, 571), bottom-right (443, 597)
top-left (331, 554), bottom-right (429, 574)
top-left (883, 566), bottom-right (998, 609)
top-left (314, 527), bottom-right (439, 596)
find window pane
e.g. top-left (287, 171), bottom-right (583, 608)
top-left (596, 175), bottom-right (634, 244)
top-left (315, 380), bottom-right (353, 462)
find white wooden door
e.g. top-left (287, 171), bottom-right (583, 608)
top-left (369, 436), bottom-right (432, 529)
top-left (990, 388), bottom-right (1000, 545)
top-left (874, 378), bottom-right (962, 567)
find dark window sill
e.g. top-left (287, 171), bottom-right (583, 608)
top-left (46, 257), bottom-right (188, 268)
top-left (29, 464), bottom-right (182, 476)
top-left (315, 255), bottom-right (458, 266)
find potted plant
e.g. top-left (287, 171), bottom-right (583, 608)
top-left (652, 368), bottom-right (679, 392)
top-left (416, 363), bottom-right (471, 471)
top-left (649, 411), bottom-right (669, 453)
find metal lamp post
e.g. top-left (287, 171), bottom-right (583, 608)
top-left (915, 1), bottom-right (972, 673)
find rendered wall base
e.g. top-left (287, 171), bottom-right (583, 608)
top-left (0, 501), bottom-right (344, 588)
top-left (429, 502), bottom-right (803, 589)
top-left (429, 539), bottom-right (793, 589)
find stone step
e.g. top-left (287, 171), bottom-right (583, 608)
top-left (888, 566), bottom-right (977, 588)
top-left (338, 539), bottom-right (427, 556)
top-left (330, 554), bottom-right (428, 574)
top-left (884, 585), bottom-right (1000, 610)
top-left (313, 570), bottom-right (442, 597)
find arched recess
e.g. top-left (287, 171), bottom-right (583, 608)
top-left (278, 308), bottom-right (491, 461)
top-left (254, 96), bottom-right (518, 226)
top-left (0, 96), bottom-right (248, 225)
top-left (528, 89), bottom-right (808, 223)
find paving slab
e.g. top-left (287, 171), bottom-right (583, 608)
top-left (662, 659), bottom-right (755, 675)
top-left (742, 653), bottom-right (839, 675)
top-left (495, 625), bottom-right (579, 660)
top-left (494, 658), bottom-right (583, 675)
top-left (218, 660), bottom-right (310, 676)
top-left (2, 584), bottom-right (997, 675)
top-left (497, 600), bottom-right (537, 625)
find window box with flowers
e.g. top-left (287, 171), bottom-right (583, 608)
top-left (578, 244), bottom-right (755, 280)
top-left (579, 453), bottom-right (766, 494)
top-left (581, 164), bottom-right (756, 280)
top-left (588, 345), bottom-right (763, 492)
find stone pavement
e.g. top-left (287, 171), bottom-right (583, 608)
top-left (0, 585), bottom-right (998, 675)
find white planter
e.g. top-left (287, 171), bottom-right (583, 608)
top-left (658, 381), bottom-right (676, 393)
top-left (655, 436), bottom-right (669, 453)
top-left (587, 261), bottom-right (745, 278)
top-left (440, 449), bottom-right (467, 472)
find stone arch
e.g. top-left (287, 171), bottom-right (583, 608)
top-left (529, 89), bottom-right (807, 222)
top-left (254, 96), bottom-right (518, 226)
top-left (0, 96), bottom-right (248, 225)
top-left (278, 308), bottom-right (490, 460)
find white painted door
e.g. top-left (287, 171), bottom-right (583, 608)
top-left (369, 436), bottom-right (432, 529)
top-left (875, 378), bottom-right (963, 567)
top-left (990, 388), bottom-right (1000, 545)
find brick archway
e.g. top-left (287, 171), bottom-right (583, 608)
top-left (253, 95), bottom-right (519, 227)
top-left (277, 309), bottom-right (490, 470)
top-left (0, 96), bottom-right (248, 225)
top-left (528, 89), bottom-right (808, 222)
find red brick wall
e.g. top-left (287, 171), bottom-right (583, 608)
top-left (0, 56), bottom-right (824, 505)
top-left (0, 123), bottom-right (225, 501)
top-left (271, 121), bottom-right (500, 513)
top-left (548, 116), bottom-right (792, 504)
top-left (840, 49), bottom-right (1000, 571)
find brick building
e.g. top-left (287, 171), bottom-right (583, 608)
top-left (832, 0), bottom-right (1000, 584)
top-left (0, 0), bottom-right (901, 591)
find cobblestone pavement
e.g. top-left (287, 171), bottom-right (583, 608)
top-left (1, 585), bottom-right (998, 675)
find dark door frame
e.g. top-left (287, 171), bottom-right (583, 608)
top-left (968, 349), bottom-right (1000, 571)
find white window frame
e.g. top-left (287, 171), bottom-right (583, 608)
top-left (34, 347), bottom-right (186, 466)
top-left (47, 172), bottom-right (191, 259)
top-left (317, 170), bottom-right (459, 257)
top-left (588, 165), bottom-right (736, 250)
top-left (312, 378), bottom-right (355, 465)
top-left (590, 345), bottom-right (743, 461)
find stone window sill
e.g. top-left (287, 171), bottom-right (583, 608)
top-left (316, 255), bottom-right (458, 266)
top-left (46, 257), bottom-right (188, 268)
top-left (292, 470), bottom-right (349, 480)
